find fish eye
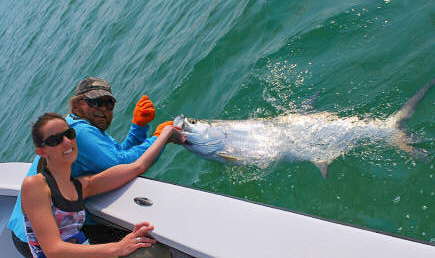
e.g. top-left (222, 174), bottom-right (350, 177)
top-left (189, 119), bottom-right (196, 124)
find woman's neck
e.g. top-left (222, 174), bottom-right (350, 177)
top-left (46, 160), bottom-right (72, 182)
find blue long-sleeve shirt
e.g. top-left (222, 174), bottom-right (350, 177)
top-left (8, 114), bottom-right (157, 242)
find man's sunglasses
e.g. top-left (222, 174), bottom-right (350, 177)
top-left (83, 98), bottom-right (115, 110)
top-left (40, 128), bottom-right (76, 147)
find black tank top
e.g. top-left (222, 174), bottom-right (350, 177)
top-left (41, 168), bottom-right (85, 211)
top-left (24, 168), bottom-right (87, 258)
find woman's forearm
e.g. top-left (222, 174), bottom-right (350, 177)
top-left (84, 127), bottom-right (173, 197)
top-left (44, 241), bottom-right (119, 258)
top-left (38, 221), bottom-right (155, 258)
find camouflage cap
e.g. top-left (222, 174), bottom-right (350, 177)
top-left (73, 77), bottom-right (114, 99)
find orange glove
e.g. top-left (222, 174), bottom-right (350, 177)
top-left (132, 95), bottom-right (155, 126)
top-left (153, 121), bottom-right (173, 137)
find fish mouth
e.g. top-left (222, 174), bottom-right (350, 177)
top-left (175, 115), bottom-right (218, 147)
top-left (174, 115), bottom-right (193, 145)
top-left (174, 115), bottom-right (186, 129)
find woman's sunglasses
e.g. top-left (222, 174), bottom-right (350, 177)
top-left (83, 97), bottom-right (116, 110)
top-left (40, 128), bottom-right (76, 147)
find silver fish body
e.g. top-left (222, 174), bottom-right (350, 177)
top-left (175, 113), bottom-right (395, 176)
top-left (174, 80), bottom-right (434, 178)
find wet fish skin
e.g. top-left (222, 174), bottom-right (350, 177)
top-left (174, 79), bottom-right (434, 178)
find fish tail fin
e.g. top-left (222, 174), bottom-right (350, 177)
top-left (389, 79), bottom-right (434, 129)
top-left (387, 79), bottom-right (434, 156)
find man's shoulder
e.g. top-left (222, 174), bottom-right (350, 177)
top-left (66, 114), bottom-right (95, 129)
top-left (66, 113), bottom-right (88, 125)
top-left (66, 115), bottom-right (113, 143)
top-left (66, 114), bottom-right (100, 135)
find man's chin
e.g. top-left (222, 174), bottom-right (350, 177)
top-left (95, 122), bottom-right (109, 132)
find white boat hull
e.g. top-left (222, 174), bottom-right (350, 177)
top-left (0, 196), bottom-right (21, 258)
top-left (87, 176), bottom-right (435, 258)
top-left (0, 162), bottom-right (31, 258)
top-left (1, 162), bottom-right (434, 257)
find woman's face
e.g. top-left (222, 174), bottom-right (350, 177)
top-left (39, 119), bottom-right (78, 164)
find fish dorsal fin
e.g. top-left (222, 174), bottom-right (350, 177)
top-left (218, 153), bottom-right (241, 163)
top-left (313, 161), bottom-right (328, 179)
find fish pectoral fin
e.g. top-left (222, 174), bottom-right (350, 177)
top-left (218, 153), bottom-right (241, 163)
top-left (313, 161), bottom-right (328, 179)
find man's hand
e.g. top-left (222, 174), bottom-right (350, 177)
top-left (132, 95), bottom-right (155, 126)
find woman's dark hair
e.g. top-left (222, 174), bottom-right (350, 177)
top-left (32, 112), bottom-right (66, 172)
top-left (32, 112), bottom-right (66, 147)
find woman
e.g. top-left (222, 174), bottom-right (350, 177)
top-left (21, 112), bottom-right (184, 258)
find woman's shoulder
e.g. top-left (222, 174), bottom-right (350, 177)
top-left (21, 173), bottom-right (49, 196)
top-left (22, 173), bottom-right (45, 184)
top-left (21, 174), bottom-right (52, 219)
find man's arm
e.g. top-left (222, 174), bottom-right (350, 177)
top-left (119, 123), bottom-right (153, 150)
top-left (79, 125), bottom-right (179, 198)
top-left (120, 95), bottom-right (156, 149)
top-left (70, 123), bottom-right (159, 178)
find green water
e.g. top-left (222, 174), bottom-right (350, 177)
top-left (0, 0), bottom-right (434, 244)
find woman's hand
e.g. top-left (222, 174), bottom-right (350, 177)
top-left (114, 222), bottom-right (156, 257)
top-left (161, 125), bottom-right (185, 144)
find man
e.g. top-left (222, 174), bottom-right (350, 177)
top-left (9, 77), bottom-right (173, 257)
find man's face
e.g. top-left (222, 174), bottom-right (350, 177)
top-left (76, 96), bottom-right (115, 132)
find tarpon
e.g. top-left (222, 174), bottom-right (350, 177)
top-left (174, 80), bottom-right (434, 178)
